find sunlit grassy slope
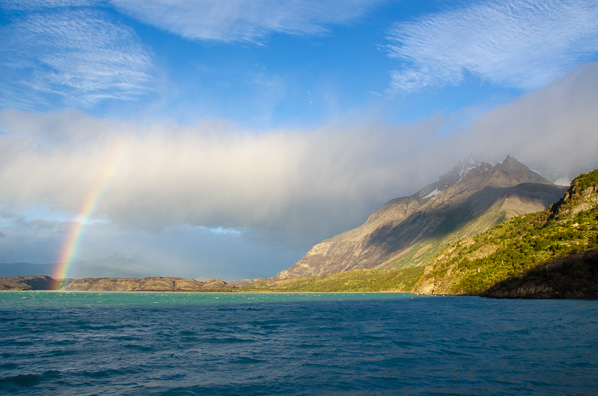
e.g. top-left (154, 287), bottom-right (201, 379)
top-left (240, 267), bottom-right (424, 293)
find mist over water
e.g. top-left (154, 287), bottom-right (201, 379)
top-left (1, 292), bottom-right (597, 394)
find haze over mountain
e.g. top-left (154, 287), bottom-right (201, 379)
top-left (0, 262), bottom-right (53, 277)
top-left (0, 255), bottom-right (153, 278)
top-left (277, 157), bottom-right (566, 279)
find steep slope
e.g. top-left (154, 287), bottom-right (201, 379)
top-left (415, 169), bottom-right (598, 298)
top-left (481, 248), bottom-right (598, 299)
top-left (277, 156), bottom-right (565, 279)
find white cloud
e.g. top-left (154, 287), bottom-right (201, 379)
top-left (0, 3), bottom-right (154, 109)
top-left (387, 0), bottom-right (598, 94)
top-left (1, 65), bottom-right (598, 240)
top-left (0, 109), bottom-right (450, 243)
top-left (109, 0), bottom-right (383, 43)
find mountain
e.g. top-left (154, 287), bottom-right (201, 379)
top-left (0, 255), bottom-right (146, 278)
top-left (414, 168), bottom-right (598, 298)
top-left (0, 262), bottom-right (53, 277)
top-left (276, 156), bottom-right (566, 280)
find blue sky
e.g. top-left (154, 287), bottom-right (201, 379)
top-left (1, 0), bottom-right (598, 279)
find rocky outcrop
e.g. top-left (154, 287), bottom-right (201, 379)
top-left (548, 172), bottom-right (598, 221)
top-left (277, 157), bottom-right (565, 279)
top-left (63, 277), bottom-right (235, 291)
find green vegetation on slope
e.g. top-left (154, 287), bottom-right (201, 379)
top-left (575, 169), bottom-right (598, 190)
top-left (417, 170), bottom-right (598, 295)
top-left (241, 170), bottom-right (595, 296)
top-left (482, 247), bottom-right (598, 299)
top-left (241, 267), bottom-right (424, 293)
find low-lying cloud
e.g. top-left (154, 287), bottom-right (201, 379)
top-left (0, 111), bottom-right (446, 241)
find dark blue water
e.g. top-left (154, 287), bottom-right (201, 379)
top-left (1, 292), bottom-right (597, 395)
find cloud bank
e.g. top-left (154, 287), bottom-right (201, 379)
top-left (109, 0), bottom-right (383, 43)
top-left (387, 0), bottom-right (598, 93)
top-left (0, 112), bottom-right (442, 241)
top-left (1, 64), bottom-right (597, 243)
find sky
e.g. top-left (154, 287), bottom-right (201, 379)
top-left (1, 0), bottom-right (598, 280)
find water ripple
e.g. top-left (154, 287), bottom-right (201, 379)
top-left (0, 292), bottom-right (596, 394)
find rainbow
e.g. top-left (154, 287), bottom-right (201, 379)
top-left (52, 138), bottom-right (130, 288)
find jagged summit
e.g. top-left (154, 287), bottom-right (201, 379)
top-left (276, 156), bottom-right (566, 280)
top-left (440, 156), bottom-right (480, 188)
top-left (413, 157), bottom-right (480, 201)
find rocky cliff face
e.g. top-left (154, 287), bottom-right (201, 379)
top-left (548, 172), bottom-right (598, 221)
top-left (277, 157), bottom-right (566, 279)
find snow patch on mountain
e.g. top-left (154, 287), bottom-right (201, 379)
top-left (423, 189), bottom-right (440, 199)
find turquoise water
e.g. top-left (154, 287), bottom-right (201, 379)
top-left (1, 292), bottom-right (597, 395)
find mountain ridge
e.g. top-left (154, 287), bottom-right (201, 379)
top-left (414, 169), bottom-right (598, 297)
top-left (276, 156), bottom-right (566, 279)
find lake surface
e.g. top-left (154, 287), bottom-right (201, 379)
top-left (1, 292), bottom-right (597, 395)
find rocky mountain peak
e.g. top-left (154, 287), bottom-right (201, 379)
top-left (276, 156), bottom-right (566, 280)
top-left (439, 156), bottom-right (479, 186)
top-left (450, 156), bottom-right (551, 193)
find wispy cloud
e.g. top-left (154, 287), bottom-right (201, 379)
top-left (0, 2), bottom-right (154, 109)
top-left (109, 0), bottom-right (383, 43)
top-left (386, 0), bottom-right (598, 94)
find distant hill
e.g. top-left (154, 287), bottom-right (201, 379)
top-left (0, 275), bottom-right (235, 291)
top-left (276, 156), bottom-right (566, 280)
top-left (63, 277), bottom-right (235, 291)
top-left (0, 275), bottom-right (55, 290)
top-left (415, 169), bottom-right (598, 298)
top-left (0, 256), bottom-right (151, 279)
top-left (0, 262), bottom-right (53, 277)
